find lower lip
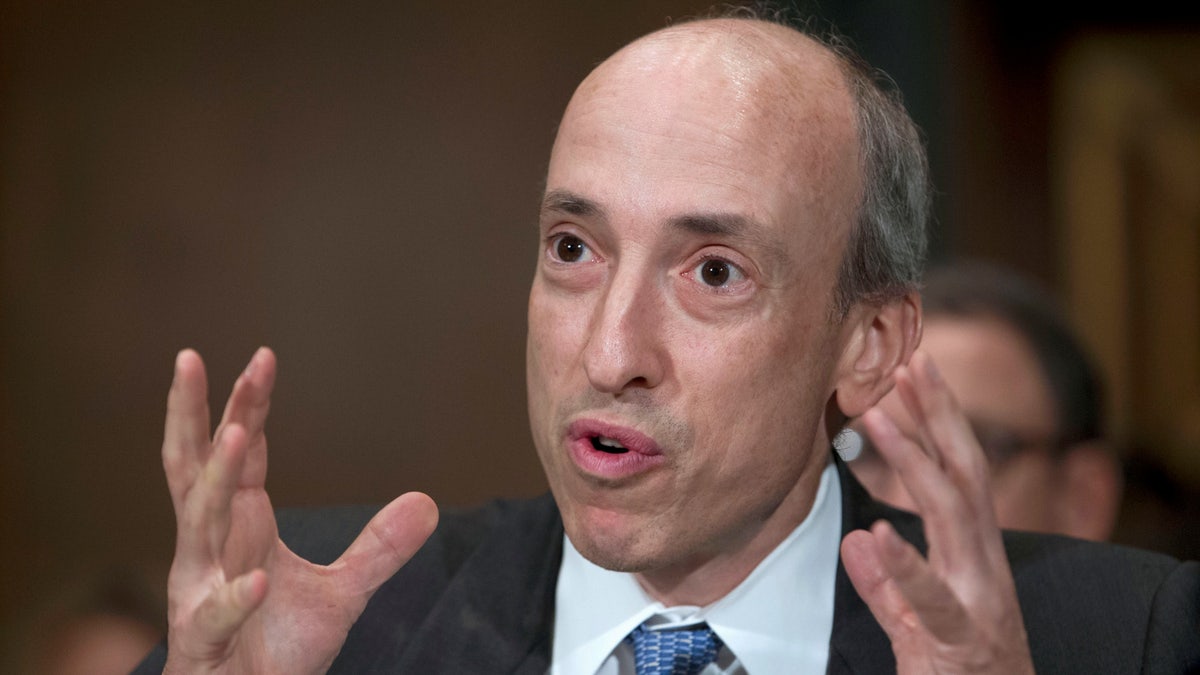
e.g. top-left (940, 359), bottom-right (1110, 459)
top-left (568, 438), bottom-right (664, 479)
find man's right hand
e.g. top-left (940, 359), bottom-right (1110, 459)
top-left (161, 347), bottom-right (438, 674)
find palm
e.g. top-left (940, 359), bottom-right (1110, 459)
top-left (223, 526), bottom-right (357, 673)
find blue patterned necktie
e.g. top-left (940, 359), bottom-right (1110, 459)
top-left (626, 622), bottom-right (723, 675)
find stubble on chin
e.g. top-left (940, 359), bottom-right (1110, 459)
top-left (563, 509), bottom-right (669, 573)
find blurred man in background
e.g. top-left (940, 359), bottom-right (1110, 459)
top-left (845, 261), bottom-right (1122, 541)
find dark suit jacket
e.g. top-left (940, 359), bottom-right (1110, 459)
top-left (135, 461), bottom-right (1200, 673)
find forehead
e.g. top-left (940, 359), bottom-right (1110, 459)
top-left (545, 20), bottom-right (861, 248)
top-left (921, 316), bottom-right (1058, 431)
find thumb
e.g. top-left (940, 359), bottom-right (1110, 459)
top-left (334, 491), bottom-right (439, 595)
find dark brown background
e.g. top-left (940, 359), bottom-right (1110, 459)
top-left (2, 0), bottom-right (1198, 659)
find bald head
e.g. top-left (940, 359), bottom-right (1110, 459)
top-left (552, 18), bottom-right (863, 270)
top-left (550, 15), bottom-right (929, 313)
top-left (589, 17), bottom-right (854, 130)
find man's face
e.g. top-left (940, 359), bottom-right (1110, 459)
top-left (851, 316), bottom-right (1064, 532)
top-left (525, 26), bottom-right (863, 588)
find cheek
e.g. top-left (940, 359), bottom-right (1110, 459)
top-left (675, 329), bottom-right (828, 462)
top-left (527, 286), bottom-right (588, 380)
top-left (989, 457), bottom-right (1058, 528)
top-left (527, 289), bottom-right (565, 431)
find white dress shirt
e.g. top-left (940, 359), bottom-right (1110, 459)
top-left (549, 460), bottom-right (842, 675)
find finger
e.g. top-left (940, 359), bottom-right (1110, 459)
top-left (898, 351), bottom-right (991, 504)
top-left (862, 405), bottom-right (997, 574)
top-left (163, 349), bottom-right (213, 507)
top-left (842, 528), bottom-right (921, 641)
top-left (870, 520), bottom-right (975, 646)
top-left (214, 347), bottom-right (277, 485)
top-left (895, 353), bottom-right (1003, 560)
top-left (333, 492), bottom-right (439, 597)
top-left (174, 424), bottom-right (250, 578)
top-left (186, 569), bottom-right (269, 651)
top-left (861, 406), bottom-right (972, 534)
top-left (218, 347), bottom-right (276, 433)
top-left (890, 365), bottom-right (939, 465)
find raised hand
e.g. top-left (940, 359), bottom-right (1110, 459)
top-left (840, 350), bottom-right (1034, 674)
top-left (161, 347), bottom-right (438, 674)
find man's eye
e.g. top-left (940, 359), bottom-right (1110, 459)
top-left (692, 258), bottom-right (745, 287)
top-left (551, 234), bottom-right (592, 263)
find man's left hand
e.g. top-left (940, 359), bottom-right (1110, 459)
top-left (840, 349), bottom-right (1035, 674)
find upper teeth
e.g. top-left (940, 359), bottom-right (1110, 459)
top-left (597, 436), bottom-right (626, 449)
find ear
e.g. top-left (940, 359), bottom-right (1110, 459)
top-left (833, 291), bottom-right (922, 418)
top-left (1055, 442), bottom-right (1124, 541)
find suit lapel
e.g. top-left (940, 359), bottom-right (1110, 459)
top-left (396, 494), bottom-right (564, 674)
top-left (826, 458), bottom-right (927, 675)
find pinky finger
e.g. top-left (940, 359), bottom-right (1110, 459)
top-left (186, 569), bottom-right (269, 651)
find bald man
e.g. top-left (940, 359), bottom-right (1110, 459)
top-left (135, 10), bottom-right (1199, 675)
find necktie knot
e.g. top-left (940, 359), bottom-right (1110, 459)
top-left (626, 622), bottom-right (723, 675)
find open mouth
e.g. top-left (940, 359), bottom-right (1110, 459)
top-left (591, 436), bottom-right (629, 454)
top-left (567, 421), bottom-right (664, 478)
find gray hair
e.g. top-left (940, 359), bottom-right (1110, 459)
top-left (830, 37), bottom-right (931, 314)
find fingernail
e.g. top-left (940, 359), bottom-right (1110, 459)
top-left (243, 351), bottom-right (258, 377)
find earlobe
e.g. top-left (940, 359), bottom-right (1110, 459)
top-left (834, 292), bottom-right (922, 418)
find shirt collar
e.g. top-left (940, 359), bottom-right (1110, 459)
top-left (551, 460), bottom-right (842, 675)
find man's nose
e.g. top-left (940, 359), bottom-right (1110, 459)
top-left (581, 270), bottom-right (667, 395)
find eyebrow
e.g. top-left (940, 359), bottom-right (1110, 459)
top-left (672, 212), bottom-right (788, 268)
top-left (541, 190), bottom-right (606, 221)
top-left (541, 190), bottom-right (751, 235)
top-left (668, 213), bottom-right (750, 237)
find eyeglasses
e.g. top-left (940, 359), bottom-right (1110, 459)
top-left (846, 418), bottom-right (1067, 467)
top-left (966, 419), bottom-right (1067, 466)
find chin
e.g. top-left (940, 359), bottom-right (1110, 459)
top-left (564, 505), bottom-right (665, 573)
top-left (575, 541), bottom-right (647, 572)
